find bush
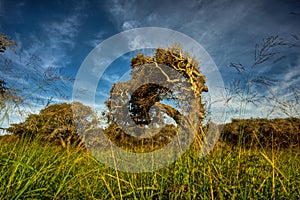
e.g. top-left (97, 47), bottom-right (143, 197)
top-left (221, 118), bottom-right (300, 149)
top-left (6, 102), bottom-right (98, 147)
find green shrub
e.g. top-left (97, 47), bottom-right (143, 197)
top-left (221, 118), bottom-right (300, 149)
top-left (6, 102), bottom-right (97, 148)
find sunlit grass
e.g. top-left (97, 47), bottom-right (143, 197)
top-left (0, 135), bottom-right (299, 199)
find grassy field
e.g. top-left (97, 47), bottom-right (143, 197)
top-left (0, 134), bottom-right (299, 199)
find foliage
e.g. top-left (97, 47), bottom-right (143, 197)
top-left (104, 123), bottom-right (178, 152)
top-left (0, 81), bottom-right (23, 128)
top-left (0, 80), bottom-right (8, 110)
top-left (0, 80), bottom-right (7, 95)
top-left (221, 117), bottom-right (300, 149)
top-left (0, 32), bottom-right (16, 53)
top-left (223, 34), bottom-right (300, 151)
top-left (6, 102), bottom-right (98, 147)
top-left (104, 46), bottom-right (208, 150)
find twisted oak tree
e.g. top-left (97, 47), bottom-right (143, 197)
top-left (105, 46), bottom-right (208, 151)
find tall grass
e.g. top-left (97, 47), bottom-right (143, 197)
top-left (0, 34), bottom-right (299, 199)
top-left (0, 135), bottom-right (299, 199)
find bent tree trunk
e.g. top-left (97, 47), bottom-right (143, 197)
top-left (105, 46), bottom-right (208, 151)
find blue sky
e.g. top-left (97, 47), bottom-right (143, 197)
top-left (0, 0), bottom-right (300, 128)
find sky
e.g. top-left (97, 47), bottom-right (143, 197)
top-left (0, 0), bottom-right (300, 130)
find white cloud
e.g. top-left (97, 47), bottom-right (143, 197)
top-left (104, 0), bottom-right (300, 121)
top-left (10, 1), bottom-right (88, 71)
top-left (122, 20), bottom-right (139, 30)
top-left (44, 14), bottom-right (82, 49)
top-left (0, 1), bottom-right (87, 114)
top-left (87, 31), bottom-right (106, 47)
top-left (282, 57), bottom-right (300, 87)
top-left (101, 73), bottom-right (121, 84)
top-left (105, 0), bottom-right (299, 66)
top-left (107, 0), bottom-right (137, 28)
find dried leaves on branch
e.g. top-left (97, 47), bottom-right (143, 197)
top-left (0, 33), bottom-right (16, 53)
top-left (104, 46), bottom-right (208, 151)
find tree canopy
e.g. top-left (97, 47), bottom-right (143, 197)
top-left (7, 102), bottom-right (98, 148)
top-left (104, 46), bottom-right (208, 151)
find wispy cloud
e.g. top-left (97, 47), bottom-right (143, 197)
top-left (38, 6), bottom-right (86, 69)
top-left (0, 1), bottom-right (86, 126)
top-left (0, 1), bottom-right (87, 112)
top-left (105, 0), bottom-right (300, 120)
top-left (282, 55), bottom-right (300, 86)
top-left (86, 31), bottom-right (107, 48)
top-left (43, 13), bottom-right (83, 49)
top-left (105, 0), bottom-right (299, 65)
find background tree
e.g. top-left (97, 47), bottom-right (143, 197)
top-left (104, 46), bottom-right (208, 151)
top-left (7, 102), bottom-right (98, 148)
top-left (223, 34), bottom-right (300, 148)
top-left (221, 117), bottom-right (300, 149)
